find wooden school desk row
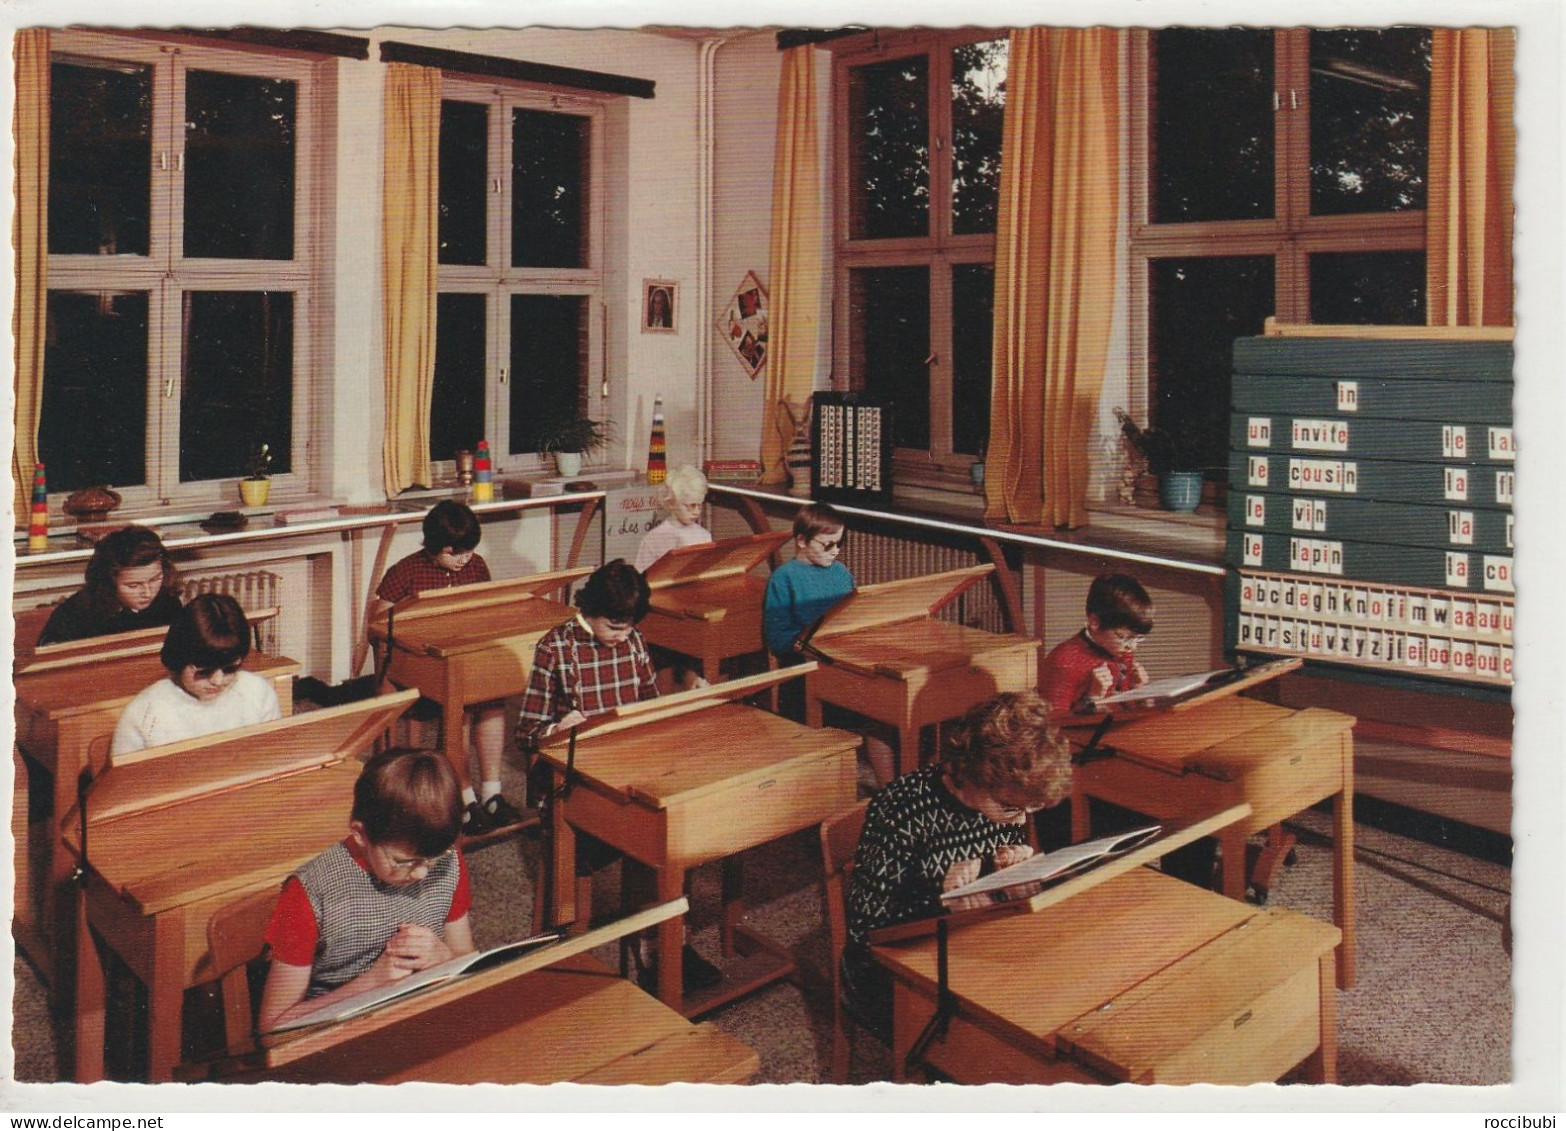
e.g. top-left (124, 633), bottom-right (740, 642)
top-left (13, 536), bottom-right (1356, 1084)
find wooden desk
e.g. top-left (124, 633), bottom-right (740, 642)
top-left (874, 867), bottom-right (1341, 1085)
top-left (638, 531), bottom-right (792, 684)
top-left (803, 567), bottom-right (1040, 776)
top-left (224, 953), bottom-right (757, 1084)
top-left (67, 692), bottom-right (417, 1083)
top-left (12, 646), bottom-right (299, 993)
top-left (541, 675), bottom-right (858, 1012)
top-left (370, 569), bottom-right (586, 779)
top-left (1070, 696), bottom-right (1357, 987)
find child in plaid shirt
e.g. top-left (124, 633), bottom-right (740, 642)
top-left (516, 558), bottom-right (658, 746)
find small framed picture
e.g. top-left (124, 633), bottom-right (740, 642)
top-left (642, 279), bottom-right (678, 333)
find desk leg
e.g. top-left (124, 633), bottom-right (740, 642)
top-left (73, 891), bottom-right (105, 1083)
top-left (1303, 951), bottom-right (1338, 1084)
top-left (656, 865), bottom-right (686, 1009)
top-left (719, 857), bottom-right (744, 958)
top-left (896, 722), bottom-right (919, 779)
top-left (542, 802), bottom-right (578, 932)
top-left (1069, 783), bottom-right (1091, 844)
top-left (1333, 738), bottom-right (1357, 989)
top-left (442, 688), bottom-right (470, 792)
top-left (1219, 828), bottom-right (1248, 903)
top-left (147, 911), bottom-right (186, 1083)
top-left (805, 681), bottom-right (824, 728)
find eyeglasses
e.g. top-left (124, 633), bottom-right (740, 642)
top-left (809, 535), bottom-right (844, 553)
top-left (988, 794), bottom-right (1045, 822)
top-left (384, 847), bottom-right (453, 873)
top-left (191, 661), bottom-right (244, 680)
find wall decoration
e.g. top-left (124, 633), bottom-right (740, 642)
top-left (642, 279), bottom-right (678, 333)
top-left (716, 271), bottom-right (768, 378)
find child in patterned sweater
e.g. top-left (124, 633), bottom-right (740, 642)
top-left (843, 691), bottom-right (1073, 1036)
top-left (259, 748), bottom-right (475, 1032)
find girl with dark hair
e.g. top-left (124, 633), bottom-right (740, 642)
top-left (37, 525), bottom-right (182, 646)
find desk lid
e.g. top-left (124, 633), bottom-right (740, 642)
top-left (808, 618), bottom-right (1036, 681)
top-left (70, 690), bottom-right (419, 830)
top-left (805, 565), bottom-right (994, 647)
top-left (372, 567), bottom-right (591, 630)
top-left (1096, 696), bottom-right (1352, 780)
top-left (641, 530), bottom-right (791, 590)
top-left (15, 607), bottom-right (282, 677)
top-left (15, 649), bottom-right (300, 719)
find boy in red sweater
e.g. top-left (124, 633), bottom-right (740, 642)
top-left (1038, 573), bottom-right (1154, 716)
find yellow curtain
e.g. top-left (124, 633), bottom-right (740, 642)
top-left (760, 47), bottom-right (824, 485)
top-left (381, 63), bottom-right (442, 495)
top-left (985, 27), bottom-right (1120, 529)
top-left (1426, 28), bottom-right (1515, 328)
top-left (13, 29), bottom-right (49, 528)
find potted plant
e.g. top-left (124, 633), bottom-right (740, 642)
top-left (239, 442), bottom-right (273, 507)
top-left (535, 415), bottom-right (611, 477)
top-left (1114, 408), bottom-right (1205, 513)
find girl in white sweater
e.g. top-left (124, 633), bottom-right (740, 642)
top-left (111, 593), bottom-right (281, 755)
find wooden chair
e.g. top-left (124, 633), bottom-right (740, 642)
top-left (819, 799), bottom-right (870, 1084)
top-left (206, 887), bottom-right (281, 1054)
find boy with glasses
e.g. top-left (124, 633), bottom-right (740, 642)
top-left (763, 503), bottom-right (895, 787)
top-left (110, 593), bottom-right (281, 755)
top-left (259, 748), bottom-right (475, 1032)
top-left (1038, 572), bottom-right (1155, 717)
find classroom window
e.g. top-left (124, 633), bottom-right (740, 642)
top-left (1133, 27), bottom-right (1431, 478)
top-left (435, 80), bottom-right (605, 470)
top-left (834, 31), bottom-right (1006, 487)
top-left (38, 33), bottom-right (320, 504)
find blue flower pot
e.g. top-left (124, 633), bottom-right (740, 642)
top-left (1159, 470), bottom-right (1204, 512)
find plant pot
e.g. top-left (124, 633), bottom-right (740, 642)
top-left (239, 478), bottom-right (272, 507)
top-left (1158, 470), bottom-right (1203, 513)
top-left (553, 451), bottom-right (583, 477)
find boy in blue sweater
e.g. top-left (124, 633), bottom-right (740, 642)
top-left (764, 503), bottom-right (895, 787)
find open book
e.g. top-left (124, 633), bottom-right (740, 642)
top-left (939, 825), bottom-right (1162, 909)
top-left (1084, 657), bottom-right (1299, 713)
top-left (268, 929), bottom-right (563, 1034)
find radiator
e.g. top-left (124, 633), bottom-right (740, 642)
top-left (840, 530), bottom-right (1010, 635)
top-left (180, 569), bottom-right (282, 654)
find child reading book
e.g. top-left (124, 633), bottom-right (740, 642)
top-left (109, 593), bottom-right (281, 755)
top-left (38, 525), bottom-right (183, 646)
top-left (1038, 572), bottom-right (1217, 889)
top-left (376, 499), bottom-right (523, 834)
top-left (1038, 572), bottom-right (1154, 716)
top-left (842, 691), bottom-right (1073, 1036)
top-left (258, 748), bottom-right (475, 1033)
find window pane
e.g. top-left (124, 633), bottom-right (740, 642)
top-left (1151, 29), bottom-right (1273, 223)
top-left (184, 70), bottom-right (297, 260)
top-left (850, 266), bottom-right (929, 451)
top-left (49, 59), bottom-right (152, 256)
top-left (439, 100), bottom-right (488, 266)
top-left (509, 294), bottom-right (588, 454)
top-left (1149, 256), bottom-right (1274, 474)
top-left (180, 291), bottom-right (293, 482)
top-left (1310, 251), bottom-right (1426, 325)
top-left (40, 291), bottom-right (149, 490)
top-left (951, 39), bottom-right (1007, 236)
top-left (512, 109), bottom-right (589, 269)
top-left (848, 55), bottom-right (930, 240)
top-left (951, 263), bottom-right (993, 457)
top-left (1310, 29), bottom-right (1430, 216)
top-left (431, 293), bottom-right (488, 461)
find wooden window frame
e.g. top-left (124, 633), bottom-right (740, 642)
top-left (43, 29), bottom-right (328, 511)
top-left (1126, 27), bottom-right (1428, 429)
top-left (436, 76), bottom-right (608, 474)
top-left (830, 28), bottom-right (1006, 491)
